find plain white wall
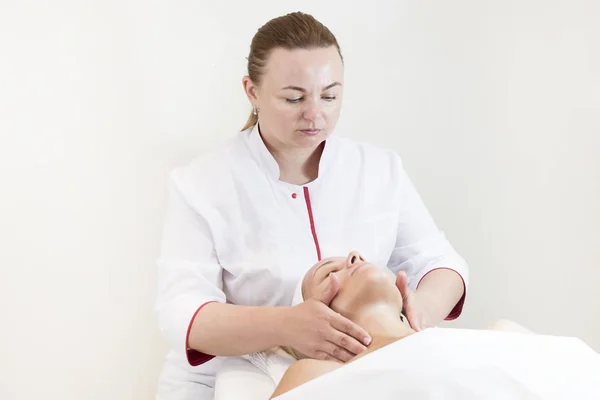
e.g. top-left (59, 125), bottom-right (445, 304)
top-left (1, 1), bottom-right (598, 398)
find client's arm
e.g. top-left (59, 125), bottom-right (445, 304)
top-left (270, 359), bottom-right (340, 399)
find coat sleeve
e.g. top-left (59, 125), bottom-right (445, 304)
top-left (387, 155), bottom-right (469, 320)
top-left (155, 169), bottom-right (227, 366)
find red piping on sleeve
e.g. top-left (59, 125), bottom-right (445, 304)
top-left (303, 187), bottom-right (322, 261)
top-left (417, 268), bottom-right (466, 320)
top-left (185, 301), bottom-right (218, 366)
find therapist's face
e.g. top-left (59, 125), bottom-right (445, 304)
top-left (243, 46), bottom-right (344, 150)
top-left (303, 252), bottom-right (404, 320)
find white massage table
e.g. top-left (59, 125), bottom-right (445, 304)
top-left (216, 328), bottom-right (600, 400)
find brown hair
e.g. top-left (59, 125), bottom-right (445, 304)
top-left (241, 12), bottom-right (343, 131)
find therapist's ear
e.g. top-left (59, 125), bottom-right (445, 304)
top-left (242, 76), bottom-right (259, 102)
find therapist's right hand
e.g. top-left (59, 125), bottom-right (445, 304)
top-left (284, 277), bottom-right (371, 363)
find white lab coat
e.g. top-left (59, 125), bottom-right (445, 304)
top-left (155, 124), bottom-right (469, 400)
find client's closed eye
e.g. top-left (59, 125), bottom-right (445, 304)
top-left (324, 267), bottom-right (338, 279)
top-left (313, 260), bottom-right (333, 278)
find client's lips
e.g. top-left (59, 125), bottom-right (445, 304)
top-left (350, 262), bottom-right (368, 276)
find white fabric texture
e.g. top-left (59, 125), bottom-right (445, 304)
top-left (291, 276), bottom-right (305, 307)
top-left (223, 279), bottom-right (317, 399)
top-left (245, 348), bottom-right (298, 387)
top-left (215, 350), bottom-right (297, 400)
top-left (155, 124), bottom-right (469, 399)
top-left (214, 357), bottom-right (275, 400)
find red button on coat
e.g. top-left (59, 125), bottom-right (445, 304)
top-left (291, 193), bottom-right (297, 199)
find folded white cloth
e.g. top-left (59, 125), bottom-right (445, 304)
top-left (243, 347), bottom-right (298, 386)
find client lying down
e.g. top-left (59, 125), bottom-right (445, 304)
top-left (214, 251), bottom-right (599, 399)
top-left (269, 251), bottom-right (532, 398)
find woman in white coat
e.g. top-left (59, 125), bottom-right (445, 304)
top-left (155, 11), bottom-right (468, 400)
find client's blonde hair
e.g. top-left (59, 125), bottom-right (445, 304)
top-left (280, 345), bottom-right (305, 360)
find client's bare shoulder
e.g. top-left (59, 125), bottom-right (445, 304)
top-left (270, 359), bottom-right (341, 399)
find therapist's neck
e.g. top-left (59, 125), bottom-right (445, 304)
top-left (262, 133), bottom-right (324, 185)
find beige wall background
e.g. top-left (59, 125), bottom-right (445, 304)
top-left (1, 1), bottom-right (598, 399)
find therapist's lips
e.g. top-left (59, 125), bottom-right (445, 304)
top-left (299, 129), bottom-right (322, 136)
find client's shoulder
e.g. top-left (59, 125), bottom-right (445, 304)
top-left (270, 359), bottom-right (341, 399)
top-left (289, 358), bottom-right (341, 377)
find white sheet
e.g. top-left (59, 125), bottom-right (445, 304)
top-left (275, 328), bottom-right (600, 400)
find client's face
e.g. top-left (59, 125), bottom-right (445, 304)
top-left (302, 251), bottom-right (404, 320)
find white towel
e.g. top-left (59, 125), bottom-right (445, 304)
top-left (243, 347), bottom-right (298, 386)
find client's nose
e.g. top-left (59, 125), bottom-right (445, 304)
top-left (346, 251), bottom-right (364, 266)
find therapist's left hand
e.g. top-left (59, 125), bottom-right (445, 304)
top-left (395, 272), bottom-right (429, 331)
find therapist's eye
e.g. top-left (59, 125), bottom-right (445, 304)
top-left (286, 97), bottom-right (303, 104)
top-left (322, 95), bottom-right (337, 102)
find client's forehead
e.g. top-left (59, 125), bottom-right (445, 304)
top-left (317, 257), bottom-right (344, 268)
top-left (320, 256), bottom-right (345, 263)
top-left (303, 257), bottom-right (344, 282)
top-left (311, 257), bottom-right (344, 271)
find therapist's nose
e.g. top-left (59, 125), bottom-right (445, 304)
top-left (302, 100), bottom-right (321, 122)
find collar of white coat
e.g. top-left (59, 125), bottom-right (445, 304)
top-left (245, 123), bottom-right (339, 186)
